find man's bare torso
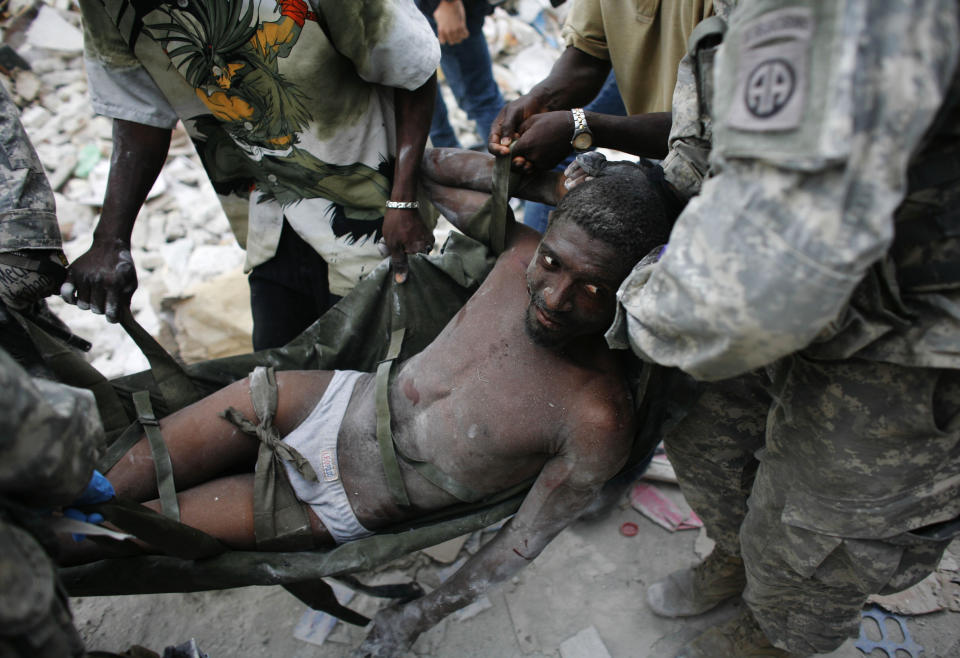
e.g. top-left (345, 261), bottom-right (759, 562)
top-left (336, 234), bottom-right (633, 530)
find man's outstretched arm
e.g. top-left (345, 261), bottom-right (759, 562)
top-left (358, 418), bottom-right (631, 656)
top-left (420, 147), bottom-right (565, 251)
top-left (61, 119), bottom-right (170, 322)
top-left (383, 73), bottom-right (438, 283)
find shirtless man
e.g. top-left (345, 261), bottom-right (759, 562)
top-left (78, 150), bottom-right (673, 654)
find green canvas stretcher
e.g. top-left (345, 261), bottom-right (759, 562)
top-left (51, 158), bottom-right (669, 624)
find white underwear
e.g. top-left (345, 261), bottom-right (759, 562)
top-left (280, 370), bottom-right (373, 544)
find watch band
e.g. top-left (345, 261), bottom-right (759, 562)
top-left (570, 108), bottom-right (594, 151)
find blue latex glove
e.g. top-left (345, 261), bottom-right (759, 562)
top-left (64, 470), bottom-right (115, 541)
top-left (74, 469), bottom-right (115, 505)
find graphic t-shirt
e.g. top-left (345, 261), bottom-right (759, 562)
top-left (79, 0), bottom-right (439, 295)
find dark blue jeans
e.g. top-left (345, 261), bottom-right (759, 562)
top-left (522, 70), bottom-right (627, 233)
top-left (248, 221), bottom-right (341, 350)
top-left (424, 0), bottom-right (504, 148)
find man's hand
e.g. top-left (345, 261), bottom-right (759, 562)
top-left (506, 110), bottom-right (580, 172)
top-left (434, 0), bottom-right (469, 45)
top-left (60, 239), bottom-right (137, 323)
top-left (382, 207), bottom-right (434, 284)
top-left (488, 94), bottom-right (550, 170)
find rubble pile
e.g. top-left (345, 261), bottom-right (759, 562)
top-left (0, 0), bottom-right (567, 376)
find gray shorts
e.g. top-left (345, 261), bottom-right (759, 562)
top-left (281, 370), bottom-right (373, 544)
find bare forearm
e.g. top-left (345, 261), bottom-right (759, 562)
top-left (422, 148), bottom-right (563, 205)
top-left (407, 523), bottom-right (550, 632)
top-left (588, 111), bottom-right (673, 160)
top-left (528, 47), bottom-right (611, 112)
top-left (391, 73), bottom-right (436, 203)
top-left (95, 120), bottom-right (171, 244)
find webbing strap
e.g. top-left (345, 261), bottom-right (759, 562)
top-left (120, 308), bottom-right (201, 414)
top-left (133, 390), bottom-right (180, 521)
top-left (398, 454), bottom-right (486, 504)
top-left (487, 151), bottom-right (512, 255)
top-left (220, 366), bottom-right (314, 550)
top-left (375, 328), bottom-right (410, 507)
top-left (10, 308), bottom-right (129, 436)
top-left (97, 415), bottom-right (147, 474)
top-left (93, 497), bottom-right (224, 560)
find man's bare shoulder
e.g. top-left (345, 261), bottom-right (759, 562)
top-left (556, 369), bottom-right (635, 475)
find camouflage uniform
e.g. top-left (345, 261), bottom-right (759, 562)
top-left (609, 0), bottom-right (960, 653)
top-left (0, 347), bottom-right (103, 657)
top-left (0, 83), bottom-right (65, 311)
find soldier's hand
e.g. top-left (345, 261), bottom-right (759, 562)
top-left (488, 94), bottom-right (549, 169)
top-left (60, 239), bottom-right (137, 323)
top-left (382, 207), bottom-right (434, 284)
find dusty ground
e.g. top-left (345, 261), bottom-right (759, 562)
top-left (70, 482), bottom-right (960, 657)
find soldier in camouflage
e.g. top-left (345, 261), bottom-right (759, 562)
top-left (0, 347), bottom-right (102, 657)
top-left (0, 83), bottom-right (67, 312)
top-left (605, 0), bottom-right (960, 655)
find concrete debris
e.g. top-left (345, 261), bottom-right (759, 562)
top-left (23, 4), bottom-right (83, 53)
top-left (868, 549), bottom-right (960, 616)
top-left (559, 625), bottom-right (613, 658)
top-left (421, 533), bottom-right (470, 564)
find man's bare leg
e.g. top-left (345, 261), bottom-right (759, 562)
top-left (107, 371), bottom-right (336, 501)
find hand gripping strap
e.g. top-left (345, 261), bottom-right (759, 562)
top-left (219, 366), bottom-right (315, 550)
top-left (376, 328), bottom-right (411, 507)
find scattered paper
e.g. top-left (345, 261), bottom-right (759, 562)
top-left (629, 482), bottom-right (702, 532)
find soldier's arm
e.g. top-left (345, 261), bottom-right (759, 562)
top-left (61, 120), bottom-right (170, 322)
top-left (358, 402), bottom-right (632, 656)
top-left (614, 2), bottom-right (960, 381)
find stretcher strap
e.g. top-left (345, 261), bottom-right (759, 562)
top-left (120, 308), bottom-right (201, 414)
top-left (376, 328), bottom-right (411, 507)
top-left (488, 150), bottom-right (511, 255)
top-left (397, 452), bottom-right (485, 503)
top-left (10, 307), bottom-right (129, 436)
top-left (220, 366), bottom-right (314, 550)
top-left (133, 390), bottom-right (180, 521)
top-left (97, 413), bottom-right (148, 474)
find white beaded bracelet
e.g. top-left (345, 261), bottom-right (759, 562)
top-left (385, 200), bottom-right (419, 209)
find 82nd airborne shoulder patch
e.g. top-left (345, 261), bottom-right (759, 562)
top-left (726, 7), bottom-right (812, 133)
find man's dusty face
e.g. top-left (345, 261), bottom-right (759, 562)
top-left (524, 219), bottom-right (627, 350)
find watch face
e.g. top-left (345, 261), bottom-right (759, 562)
top-left (572, 132), bottom-right (593, 150)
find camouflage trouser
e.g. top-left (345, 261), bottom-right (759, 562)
top-left (664, 357), bottom-right (960, 655)
top-left (0, 520), bottom-right (85, 657)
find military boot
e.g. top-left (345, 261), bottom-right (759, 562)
top-left (647, 548), bottom-right (746, 617)
top-left (675, 608), bottom-right (796, 658)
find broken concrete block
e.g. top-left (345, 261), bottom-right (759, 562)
top-left (14, 69), bottom-right (40, 101)
top-left (559, 626), bottom-right (612, 658)
top-left (422, 534), bottom-right (469, 564)
top-left (24, 5), bottom-right (83, 53)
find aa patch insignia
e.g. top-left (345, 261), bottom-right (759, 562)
top-left (726, 7), bottom-right (812, 133)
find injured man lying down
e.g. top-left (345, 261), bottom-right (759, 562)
top-left (61, 149), bottom-right (674, 655)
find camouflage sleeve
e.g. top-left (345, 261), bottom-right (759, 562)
top-left (612, 0), bottom-right (960, 381)
top-left (312, 0), bottom-right (440, 90)
top-left (0, 349), bottom-right (101, 506)
top-left (78, 0), bottom-right (178, 128)
top-left (560, 0), bottom-right (609, 62)
top-left (0, 85), bottom-right (60, 252)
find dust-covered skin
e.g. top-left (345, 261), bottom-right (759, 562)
top-left (71, 149), bottom-right (647, 654)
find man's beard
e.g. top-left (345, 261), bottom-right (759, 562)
top-left (524, 299), bottom-right (568, 350)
